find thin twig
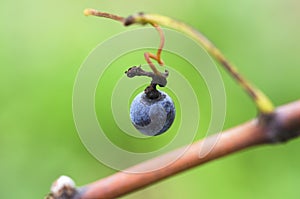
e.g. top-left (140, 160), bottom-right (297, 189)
top-left (84, 9), bottom-right (274, 114)
top-left (84, 9), bottom-right (125, 23)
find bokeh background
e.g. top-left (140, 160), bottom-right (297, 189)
top-left (1, 0), bottom-right (300, 198)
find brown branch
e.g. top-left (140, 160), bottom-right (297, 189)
top-left (46, 100), bottom-right (300, 199)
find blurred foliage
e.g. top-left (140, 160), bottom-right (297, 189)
top-left (0, 0), bottom-right (300, 198)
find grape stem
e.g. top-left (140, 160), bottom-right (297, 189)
top-left (125, 66), bottom-right (168, 87)
top-left (84, 8), bottom-right (274, 115)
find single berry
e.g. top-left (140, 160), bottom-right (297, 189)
top-left (130, 91), bottom-right (175, 136)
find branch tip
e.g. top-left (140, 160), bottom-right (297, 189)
top-left (83, 8), bottom-right (125, 23)
top-left (83, 8), bottom-right (94, 16)
top-left (45, 176), bottom-right (79, 199)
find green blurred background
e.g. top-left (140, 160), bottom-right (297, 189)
top-left (1, 0), bottom-right (300, 198)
